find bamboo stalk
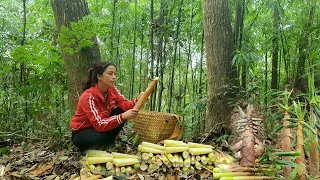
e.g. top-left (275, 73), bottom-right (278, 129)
top-left (133, 77), bottom-right (159, 110)
top-left (281, 111), bottom-right (292, 176)
top-left (296, 120), bottom-right (306, 179)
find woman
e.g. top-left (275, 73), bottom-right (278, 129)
top-left (70, 61), bottom-right (143, 150)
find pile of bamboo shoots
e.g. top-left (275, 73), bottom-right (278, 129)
top-left (80, 140), bottom-right (272, 179)
top-left (85, 150), bottom-right (140, 177)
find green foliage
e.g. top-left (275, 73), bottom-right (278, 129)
top-left (116, 121), bottom-right (139, 150)
top-left (58, 16), bottom-right (97, 55)
top-left (182, 96), bottom-right (207, 138)
top-left (0, 147), bottom-right (11, 156)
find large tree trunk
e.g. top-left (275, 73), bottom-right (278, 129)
top-left (203, 0), bottom-right (234, 131)
top-left (51, 0), bottom-right (101, 114)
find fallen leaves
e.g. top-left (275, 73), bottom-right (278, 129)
top-left (28, 162), bottom-right (54, 176)
top-left (0, 142), bottom-right (81, 180)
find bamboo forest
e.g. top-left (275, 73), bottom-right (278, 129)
top-left (0, 0), bottom-right (320, 179)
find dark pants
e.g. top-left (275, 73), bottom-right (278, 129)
top-left (72, 107), bottom-right (125, 150)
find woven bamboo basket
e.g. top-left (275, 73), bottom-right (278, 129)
top-left (131, 111), bottom-right (180, 144)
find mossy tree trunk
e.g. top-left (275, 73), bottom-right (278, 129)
top-left (51, 0), bottom-right (101, 114)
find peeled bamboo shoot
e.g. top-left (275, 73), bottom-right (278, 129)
top-left (138, 145), bottom-right (164, 154)
top-left (86, 150), bottom-right (112, 157)
top-left (189, 148), bottom-right (213, 155)
top-left (213, 172), bottom-right (251, 179)
top-left (165, 147), bottom-right (189, 154)
top-left (164, 140), bottom-right (189, 147)
top-left (113, 158), bottom-right (139, 167)
top-left (87, 157), bottom-right (113, 164)
top-left (141, 142), bottom-right (165, 150)
top-left (112, 152), bottom-right (138, 159)
top-left (188, 142), bottom-right (214, 149)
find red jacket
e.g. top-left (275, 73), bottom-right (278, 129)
top-left (70, 84), bottom-right (136, 132)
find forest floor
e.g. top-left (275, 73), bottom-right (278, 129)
top-left (0, 131), bottom-right (223, 180)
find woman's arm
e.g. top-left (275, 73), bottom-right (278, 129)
top-left (113, 87), bottom-right (136, 111)
top-left (82, 95), bottom-right (124, 132)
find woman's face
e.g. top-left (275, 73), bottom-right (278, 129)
top-left (98, 65), bottom-right (116, 88)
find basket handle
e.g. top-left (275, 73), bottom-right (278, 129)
top-left (168, 115), bottom-right (184, 140)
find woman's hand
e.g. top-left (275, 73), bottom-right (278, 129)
top-left (122, 109), bottom-right (139, 120)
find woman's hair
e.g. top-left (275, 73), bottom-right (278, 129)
top-left (83, 61), bottom-right (116, 91)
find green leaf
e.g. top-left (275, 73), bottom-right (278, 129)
top-left (59, 156), bottom-right (69, 161)
top-left (133, 133), bottom-right (140, 147)
top-left (237, 106), bottom-right (246, 118)
top-left (283, 118), bottom-right (298, 123)
top-left (272, 151), bottom-right (301, 157)
top-left (284, 124), bottom-right (298, 129)
top-left (275, 159), bottom-right (297, 167)
top-left (301, 121), bottom-right (317, 134)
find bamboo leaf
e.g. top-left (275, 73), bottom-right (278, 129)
top-left (284, 124), bottom-right (297, 129)
top-left (300, 121), bottom-right (317, 135)
top-left (133, 133), bottom-right (140, 147)
top-left (283, 118), bottom-right (298, 123)
top-left (278, 103), bottom-right (286, 110)
top-left (237, 106), bottom-right (246, 118)
top-left (272, 151), bottom-right (301, 157)
top-left (234, 119), bottom-right (248, 123)
top-left (275, 159), bottom-right (297, 167)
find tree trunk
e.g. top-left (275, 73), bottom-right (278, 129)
top-left (199, 30), bottom-right (205, 132)
top-left (130, 0), bottom-right (137, 99)
top-left (116, 15), bottom-right (122, 87)
top-left (264, 47), bottom-right (268, 105)
top-left (149, 0), bottom-right (155, 111)
top-left (234, 0), bottom-right (245, 89)
top-left (203, 0), bottom-right (234, 131)
top-left (271, 5), bottom-right (279, 90)
top-left (110, 0), bottom-right (116, 57)
top-left (51, 0), bottom-right (101, 114)
top-left (294, 5), bottom-right (316, 92)
top-left (168, 0), bottom-right (184, 113)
